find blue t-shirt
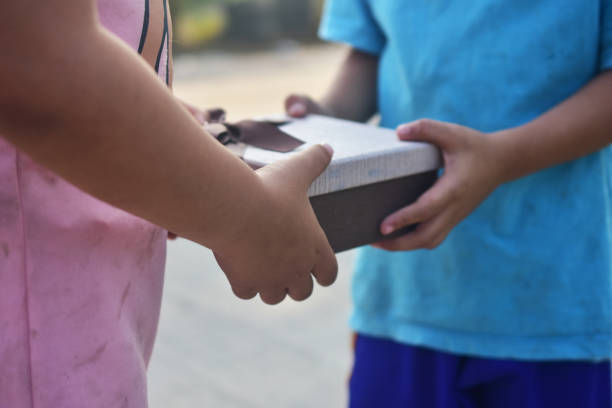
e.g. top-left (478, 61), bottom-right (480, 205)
top-left (320, 0), bottom-right (612, 360)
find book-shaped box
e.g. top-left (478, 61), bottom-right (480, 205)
top-left (241, 115), bottom-right (442, 252)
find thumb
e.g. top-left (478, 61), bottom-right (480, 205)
top-left (397, 119), bottom-right (453, 149)
top-left (276, 144), bottom-right (334, 189)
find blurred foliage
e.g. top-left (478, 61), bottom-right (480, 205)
top-left (170, 0), bottom-right (324, 51)
top-left (174, 5), bottom-right (227, 47)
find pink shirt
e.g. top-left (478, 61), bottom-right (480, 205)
top-left (1, 1), bottom-right (172, 407)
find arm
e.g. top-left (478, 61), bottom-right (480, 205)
top-left (286, 48), bottom-right (379, 122)
top-left (492, 72), bottom-right (612, 182)
top-left (0, 0), bottom-right (337, 303)
top-left (376, 70), bottom-right (612, 251)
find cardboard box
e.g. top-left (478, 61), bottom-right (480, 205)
top-left (238, 115), bottom-right (442, 252)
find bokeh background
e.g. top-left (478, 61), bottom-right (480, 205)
top-left (148, 2), bottom-right (355, 407)
top-left (170, 0), bottom-right (323, 51)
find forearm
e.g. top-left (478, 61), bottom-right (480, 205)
top-left (492, 71), bottom-right (612, 183)
top-left (0, 8), bottom-right (264, 251)
top-left (319, 48), bottom-right (379, 122)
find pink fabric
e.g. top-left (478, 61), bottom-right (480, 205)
top-left (0, 2), bottom-right (169, 407)
top-left (97, 0), bottom-right (145, 51)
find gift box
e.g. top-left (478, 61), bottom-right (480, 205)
top-left (222, 115), bottom-right (442, 252)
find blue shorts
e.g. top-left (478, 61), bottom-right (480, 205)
top-left (349, 334), bottom-right (611, 408)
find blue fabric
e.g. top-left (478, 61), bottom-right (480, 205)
top-left (320, 0), bottom-right (612, 360)
top-left (350, 334), bottom-right (612, 408)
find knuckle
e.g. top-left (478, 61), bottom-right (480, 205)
top-left (446, 185), bottom-right (461, 202)
top-left (421, 188), bottom-right (446, 211)
top-left (428, 187), bottom-right (445, 203)
top-left (418, 194), bottom-right (436, 211)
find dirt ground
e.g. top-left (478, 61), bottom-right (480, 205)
top-left (147, 43), bottom-right (356, 408)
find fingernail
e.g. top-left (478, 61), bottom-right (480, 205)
top-left (397, 124), bottom-right (413, 138)
top-left (321, 143), bottom-right (334, 156)
top-left (382, 224), bottom-right (395, 235)
top-left (289, 103), bottom-right (305, 116)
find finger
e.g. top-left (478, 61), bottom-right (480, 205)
top-left (285, 94), bottom-right (307, 117)
top-left (213, 253), bottom-right (258, 300)
top-left (214, 252), bottom-right (249, 296)
top-left (311, 243), bottom-right (338, 287)
top-left (287, 273), bottom-right (314, 302)
top-left (276, 144), bottom-right (334, 189)
top-left (377, 213), bottom-right (451, 252)
top-left (259, 289), bottom-right (288, 305)
top-left (285, 94), bottom-right (321, 118)
top-left (381, 176), bottom-right (454, 235)
top-left (204, 108), bottom-right (226, 123)
top-left (397, 119), bottom-right (455, 150)
top-left (231, 285), bottom-right (258, 300)
top-left (375, 225), bottom-right (434, 252)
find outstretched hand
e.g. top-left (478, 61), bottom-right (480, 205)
top-left (213, 143), bottom-right (338, 305)
top-left (375, 119), bottom-right (506, 251)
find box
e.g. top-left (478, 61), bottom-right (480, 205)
top-left (236, 115), bottom-right (442, 252)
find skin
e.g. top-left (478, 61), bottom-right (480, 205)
top-left (286, 47), bottom-right (612, 251)
top-left (0, 0), bottom-right (338, 305)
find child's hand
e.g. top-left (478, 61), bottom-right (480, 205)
top-left (213, 144), bottom-right (338, 305)
top-left (374, 120), bottom-right (505, 251)
top-left (285, 94), bottom-right (333, 118)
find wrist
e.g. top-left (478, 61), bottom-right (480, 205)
top-left (481, 130), bottom-right (517, 187)
top-left (488, 126), bottom-right (532, 184)
top-left (199, 167), bottom-right (271, 254)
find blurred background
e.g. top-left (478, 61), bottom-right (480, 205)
top-left (170, 0), bottom-right (324, 51)
top-left (147, 1), bottom-right (355, 407)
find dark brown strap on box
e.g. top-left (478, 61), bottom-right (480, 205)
top-left (203, 109), bottom-right (304, 153)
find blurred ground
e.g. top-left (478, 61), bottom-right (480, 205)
top-left (171, 43), bottom-right (346, 119)
top-left (148, 44), bottom-right (355, 408)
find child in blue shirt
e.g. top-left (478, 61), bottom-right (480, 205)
top-left (287, 0), bottom-right (612, 406)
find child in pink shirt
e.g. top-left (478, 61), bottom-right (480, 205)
top-left (0, 1), bottom-right (337, 407)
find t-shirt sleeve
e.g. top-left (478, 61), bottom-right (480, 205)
top-left (318, 0), bottom-right (386, 55)
top-left (601, 0), bottom-right (612, 70)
